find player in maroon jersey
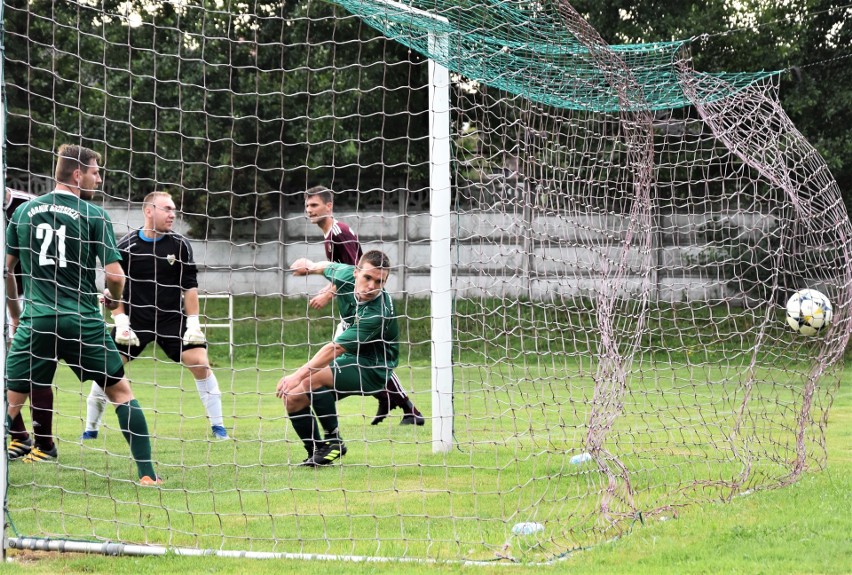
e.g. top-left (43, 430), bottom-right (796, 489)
top-left (304, 186), bottom-right (424, 426)
top-left (5, 187), bottom-right (46, 459)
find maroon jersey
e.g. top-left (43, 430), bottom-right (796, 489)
top-left (324, 219), bottom-right (363, 265)
top-left (5, 188), bottom-right (37, 295)
top-left (5, 188), bottom-right (36, 219)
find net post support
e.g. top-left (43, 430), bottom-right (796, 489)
top-left (0, 17), bottom-right (8, 558)
top-left (428, 30), bottom-right (453, 453)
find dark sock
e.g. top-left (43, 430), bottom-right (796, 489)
top-left (115, 400), bottom-right (156, 479)
top-left (311, 387), bottom-right (339, 437)
top-left (385, 376), bottom-right (418, 415)
top-left (30, 386), bottom-right (55, 450)
top-left (373, 390), bottom-right (391, 408)
top-left (8, 412), bottom-right (29, 442)
top-left (403, 399), bottom-right (422, 416)
top-left (288, 406), bottom-right (320, 455)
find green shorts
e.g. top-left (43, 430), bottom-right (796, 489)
top-left (6, 315), bottom-right (125, 393)
top-left (330, 354), bottom-right (393, 398)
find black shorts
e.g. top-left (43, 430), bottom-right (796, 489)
top-left (113, 315), bottom-right (207, 363)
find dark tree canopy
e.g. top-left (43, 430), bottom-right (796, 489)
top-left (4, 0), bottom-right (848, 233)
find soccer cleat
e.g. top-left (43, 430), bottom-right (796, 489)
top-left (80, 430), bottom-right (99, 441)
top-left (139, 475), bottom-right (164, 487)
top-left (303, 437), bottom-right (347, 466)
top-left (7, 437), bottom-right (34, 461)
top-left (400, 411), bottom-right (425, 426)
top-left (211, 425), bottom-right (229, 440)
top-left (21, 445), bottom-right (58, 463)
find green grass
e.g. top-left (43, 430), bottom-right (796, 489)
top-left (3, 296), bottom-right (848, 572)
top-left (4, 368), bottom-right (849, 574)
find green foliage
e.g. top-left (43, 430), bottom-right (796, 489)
top-left (572, 0), bottom-right (852, 218)
top-left (3, 0), bottom-right (429, 236)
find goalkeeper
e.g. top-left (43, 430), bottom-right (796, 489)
top-left (277, 250), bottom-right (400, 466)
top-left (81, 191), bottom-right (228, 440)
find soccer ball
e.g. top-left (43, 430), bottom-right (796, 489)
top-left (785, 289), bottom-right (833, 336)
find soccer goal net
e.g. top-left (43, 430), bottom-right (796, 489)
top-left (2, 0), bottom-right (850, 563)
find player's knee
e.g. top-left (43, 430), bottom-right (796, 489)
top-left (285, 395), bottom-right (308, 413)
top-left (189, 365), bottom-right (211, 380)
top-left (103, 379), bottom-right (134, 404)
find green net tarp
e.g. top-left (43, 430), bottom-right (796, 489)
top-left (332, 0), bottom-right (778, 111)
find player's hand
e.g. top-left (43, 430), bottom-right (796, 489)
top-left (276, 374), bottom-right (302, 399)
top-left (275, 376), bottom-right (288, 399)
top-left (309, 290), bottom-right (334, 310)
top-left (102, 289), bottom-right (120, 311)
top-left (290, 258), bottom-right (313, 276)
top-left (183, 315), bottom-right (207, 345)
top-left (113, 313), bottom-right (140, 347)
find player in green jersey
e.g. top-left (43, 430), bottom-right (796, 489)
top-left (278, 250), bottom-right (400, 466)
top-left (5, 143), bottom-right (162, 485)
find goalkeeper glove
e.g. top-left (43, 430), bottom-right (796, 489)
top-left (113, 313), bottom-right (140, 347)
top-left (183, 315), bottom-right (206, 345)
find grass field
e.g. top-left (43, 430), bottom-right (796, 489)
top-left (3, 367), bottom-right (849, 574)
top-left (3, 298), bottom-right (849, 572)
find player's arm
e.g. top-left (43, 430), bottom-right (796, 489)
top-left (182, 287), bottom-right (206, 344)
top-left (102, 261), bottom-right (125, 310)
top-left (309, 282), bottom-right (337, 310)
top-left (5, 254), bottom-right (21, 326)
top-left (275, 341), bottom-right (347, 398)
top-left (290, 258), bottom-right (331, 276)
top-left (102, 260), bottom-right (141, 346)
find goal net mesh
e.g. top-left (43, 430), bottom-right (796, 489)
top-left (3, 0), bottom-right (849, 562)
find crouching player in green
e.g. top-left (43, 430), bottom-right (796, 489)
top-left (277, 250), bottom-right (400, 466)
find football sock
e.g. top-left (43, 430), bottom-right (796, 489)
top-left (8, 412), bottom-right (29, 441)
top-left (384, 375), bottom-right (422, 416)
top-left (85, 382), bottom-right (108, 432)
top-left (115, 400), bottom-right (156, 479)
top-left (373, 390), bottom-right (391, 408)
top-left (402, 399), bottom-right (421, 416)
top-left (288, 406), bottom-right (320, 455)
top-left (195, 373), bottom-right (224, 427)
top-left (30, 386), bottom-right (55, 450)
top-left (310, 387), bottom-right (339, 437)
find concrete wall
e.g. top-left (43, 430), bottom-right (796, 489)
top-left (102, 199), bottom-right (764, 302)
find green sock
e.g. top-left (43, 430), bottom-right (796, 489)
top-left (289, 406), bottom-right (320, 455)
top-left (311, 387), bottom-right (339, 437)
top-left (115, 400), bottom-right (156, 479)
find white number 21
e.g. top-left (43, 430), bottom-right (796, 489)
top-left (36, 223), bottom-right (67, 268)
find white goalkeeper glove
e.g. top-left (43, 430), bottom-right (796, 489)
top-left (183, 315), bottom-right (206, 345)
top-left (113, 313), bottom-right (140, 347)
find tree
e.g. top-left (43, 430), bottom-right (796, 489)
top-left (571, 0), bottom-right (851, 216)
top-left (4, 0), bottom-right (428, 237)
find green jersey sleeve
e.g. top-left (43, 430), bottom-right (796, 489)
top-left (323, 262), bottom-right (355, 290)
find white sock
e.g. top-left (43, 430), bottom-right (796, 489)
top-left (195, 373), bottom-right (224, 427)
top-left (85, 381), bottom-right (108, 432)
